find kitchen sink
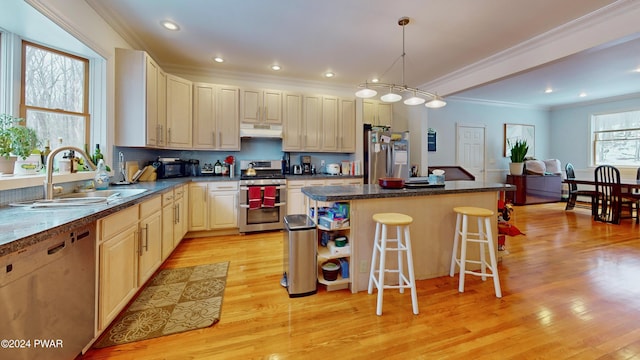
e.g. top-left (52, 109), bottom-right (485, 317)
top-left (9, 189), bottom-right (148, 208)
top-left (58, 189), bottom-right (148, 199)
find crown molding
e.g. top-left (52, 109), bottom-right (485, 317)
top-left (447, 96), bottom-right (549, 111)
top-left (423, 0), bottom-right (640, 97)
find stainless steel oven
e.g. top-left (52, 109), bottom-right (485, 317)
top-left (239, 160), bottom-right (287, 233)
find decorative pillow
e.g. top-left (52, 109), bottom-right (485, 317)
top-left (543, 159), bottom-right (562, 175)
top-left (524, 160), bottom-right (546, 175)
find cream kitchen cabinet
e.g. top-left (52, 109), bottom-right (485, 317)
top-left (282, 92), bottom-right (303, 151)
top-left (363, 99), bottom-right (392, 127)
top-left (241, 88), bottom-right (282, 125)
top-left (189, 181), bottom-right (238, 230)
top-left (166, 74), bottom-right (193, 148)
top-left (286, 178), bottom-right (337, 215)
top-left (302, 95), bottom-right (323, 151)
top-left (208, 182), bottom-right (239, 229)
top-left (114, 48), bottom-right (167, 147)
top-left (193, 83), bottom-right (240, 150)
top-left (320, 96), bottom-right (339, 151)
top-left (98, 205), bottom-right (139, 330)
top-left (338, 98), bottom-right (356, 152)
top-left (322, 97), bottom-right (355, 152)
top-left (138, 195), bottom-right (163, 285)
top-left (173, 184), bottom-right (188, 243)
top-left (162, 190), bottom-right (176, 260)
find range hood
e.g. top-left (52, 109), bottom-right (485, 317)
top-left (240, 123), bottom-right (283, 138)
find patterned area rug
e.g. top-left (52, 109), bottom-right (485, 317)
top-left (94, 262), bottom-right (229, 348)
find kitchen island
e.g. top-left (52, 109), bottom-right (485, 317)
top-left (302, 181), bottom-right (514, 292)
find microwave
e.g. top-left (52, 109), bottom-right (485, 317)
top-left (153, 159), bottom-right (188, 178)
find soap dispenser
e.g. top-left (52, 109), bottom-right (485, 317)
top-left (95, 159), bottom-right (110, 190)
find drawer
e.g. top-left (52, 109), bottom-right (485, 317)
top-left (209, 181), bottom-right (238, 191)
top-left (140, 195), bottom-right (161, 219)
top-left (100, 205), bottom-right (139, 240)
top-left (162, 190), bottom-right (175, 205)
top-left (287, 180), bottom-right (305, 189)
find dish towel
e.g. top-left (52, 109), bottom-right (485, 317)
top-left (263, 186), bottom-right (276, 208)
top-left (248, 186), bottom-right (262, 210)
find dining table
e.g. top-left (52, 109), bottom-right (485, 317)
top-left (563, 178), bottom-right (640, 223)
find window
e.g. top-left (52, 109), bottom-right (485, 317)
top-left (21, 41), bottom-right (89, 150)
top-left (592, 110), bottom-right (640, 166)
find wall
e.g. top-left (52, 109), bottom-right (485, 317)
top-left (424, 99), bottom-right (550, 182)
top-left (549, 95), bottom-right (640, 179)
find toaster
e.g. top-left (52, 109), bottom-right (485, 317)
top-left (292, 164), bottom-right (303, 175)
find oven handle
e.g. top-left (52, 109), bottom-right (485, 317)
top-left (239, 185), bottom-right (287, 191)
top-left (239, 202), bottom-right (286, 209)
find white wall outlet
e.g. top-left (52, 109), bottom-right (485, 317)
top-left (359, 260), bottom-right (369, 273)
top-left (320, 160), bottom-right (325, 166)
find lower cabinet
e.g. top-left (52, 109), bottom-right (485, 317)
top-left (286, 178), bottom-right (362, 215)
top-left (98, 187), bottom-right (184, 332)
top-left (98, 205), bottom-right (139, 330)
top-left (138, 196), bottom-right (163, 284)
top-left (188, 181), bottom-right (238, 231)
top-left (173, 185), bottom-right (188, 243)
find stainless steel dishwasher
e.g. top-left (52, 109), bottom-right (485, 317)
top-left (0, 222), bottom-right (96, 360)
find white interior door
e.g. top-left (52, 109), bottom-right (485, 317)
top-left (456, 124), bottom-right (486, 181)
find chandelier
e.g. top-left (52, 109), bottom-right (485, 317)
top-left (355, 17), bottom-right (446, 109)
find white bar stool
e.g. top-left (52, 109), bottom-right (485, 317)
top-left (450, 206), bottom-right (502, 297)
top-left (367, 213), bottom-right (419, 316)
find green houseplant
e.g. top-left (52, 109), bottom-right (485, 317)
top-left (508, 139), bottom-right (529, 175)
top-left (0, 114), bottom-right (40, 174)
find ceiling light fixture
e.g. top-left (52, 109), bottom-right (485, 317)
top-left (213, 57), bottom-right (224, 63)
top-left (161, 20), bottom-right (180, 31)
top-left (271, 65), bottom-right (281, 71)
top-left (325, 71), bottom-right (335, 78)
top-left (545, 88), bottom-right (553, 93)
top-left (579, 92), bottom-right (587, 97)
top-left (355, 17), bottom-right (446, 109)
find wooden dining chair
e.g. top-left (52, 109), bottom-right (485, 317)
top-left (565, 163), bottom-right (598, 215)
top-left (594, 165), bottom-right (638, 224)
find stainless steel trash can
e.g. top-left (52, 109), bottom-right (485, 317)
top-left (282, 214), bottom-right (317, 297)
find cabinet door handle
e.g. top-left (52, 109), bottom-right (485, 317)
top-left (218, 132), bottom-right (222, 147)
top-left (168, 128), bottom-right (172, 144)
top-left (137, 228), bottom-right (143, 256)
top-left (263, 106), bottom-right (267, 122)
top-left (212, 131), bottom-right (216, 147)
top-left (144, 224), bottom-right (149, 252)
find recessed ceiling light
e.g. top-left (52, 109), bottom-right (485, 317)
top-left (324, 71), bottom-right (335, 78)
top-left (371, 78), bottom-right (380, 83)
top-left (634, 67), bottom-right (640, 73)
top-left (213, 57), bottom-right (224, 63)
top-left (271, 65), bottom-right (281, 71)
top-left (161, 20), bottom-right (180, 31)
top-left (544, 88), bottom-right (553, 93)
top-left (579, 92), bottom-right (587, 97)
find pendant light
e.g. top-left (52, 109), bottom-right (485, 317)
top-left (355, 17), bottom-right (446, 108)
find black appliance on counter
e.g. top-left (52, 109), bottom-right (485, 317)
top-left (153, 158), bottom-right (188, 178)
top-left (239, 160), bottom-right (287, 233)
top-left (300, 155), bottom-right (312, 174)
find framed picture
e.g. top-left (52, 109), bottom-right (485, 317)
top-left (504, 124), bottom-right (534, 157)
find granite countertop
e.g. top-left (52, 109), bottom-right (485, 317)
top-left (285, 174), bottom-right (363, 180)
top-left (0, 178), bottom-right (193, 257)
top-left (301, 181), bottom-right (515, 202)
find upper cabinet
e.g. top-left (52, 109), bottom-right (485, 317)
top-left (115, 48), bottom-right (167, 147)
top-left (193, 83), bottom-right (240, 150)
top-left (363, 99), bottom-right (392, 127)
top-left (282, 92), bottom-right (303, 151)
top-left (285, 95), bottom-right (355, 153)
top-left (240, 88), bottom-right (282, 125)
top-left (166, 74), bottom-right (193, 149)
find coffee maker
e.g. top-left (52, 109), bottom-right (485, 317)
top-left (301, 155), bottom-right (312, 174)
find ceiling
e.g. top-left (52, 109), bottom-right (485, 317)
top-left (86, 0), bottom-right (640, 108)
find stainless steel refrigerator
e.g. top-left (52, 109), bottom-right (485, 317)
top-left (363, 124), bottom-right (410, 184)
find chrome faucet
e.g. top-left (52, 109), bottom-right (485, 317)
top-left (44, 146), bottom-right (97, 200)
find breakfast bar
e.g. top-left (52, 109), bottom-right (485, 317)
top-left (302, 181), bottom-right (514, 292)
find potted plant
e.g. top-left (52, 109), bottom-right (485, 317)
top-left (508, 139), bottom-right (529, 175)
top-left (0, 113), bottom-right (40, 174)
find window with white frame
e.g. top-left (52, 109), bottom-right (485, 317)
top-left (21, 41), bottom-right (89, 150)
top-left (592, 110), bottom-right (640, 166)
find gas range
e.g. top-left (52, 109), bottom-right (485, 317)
top-left (239, 160), bottom-right (286, 185)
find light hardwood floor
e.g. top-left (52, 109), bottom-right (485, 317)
top-left (81, 203), bottom-right (640, 360)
